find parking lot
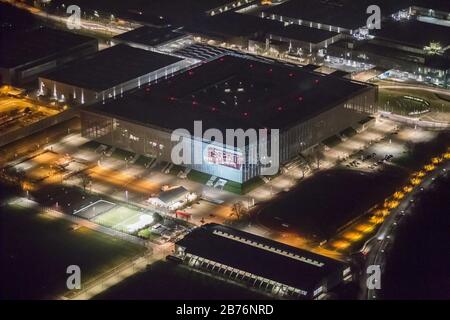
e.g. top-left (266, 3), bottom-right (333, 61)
top-left (0, 90), bottom-right (62, 137)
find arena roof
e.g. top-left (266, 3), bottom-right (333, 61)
top-left (42, 44), bottom-right (183, 91)
top-left (88, 54), bottom-right (373, 132)
top-left (176, 223), bottom-right (347, 292)
top-left (0, 26), bottom-right (96, 68)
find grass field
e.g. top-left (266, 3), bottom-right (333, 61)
top-left (0, 203), bottom-right (145, 299)
top-left (94, 261), bottom-right (269, 300)
top-left (93, 206), bottom-right (154, 233)
top-left (378, 87), bottom-right (450, 118)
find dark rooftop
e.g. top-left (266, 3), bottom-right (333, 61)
top-left (88, 54), bottom-right (372, 132)
top-left (112, 26), bottom-right (186, 48)
top-left (351, 41), bottom-right (450, 70)
top-left (263, 0), bottom-right (412, 31)
top-left (158, 186), bottom-right (189, 204)
top-left (0, 26), bottom-right (96, 68)
top-left (42, 44), bottom-right (183, 91)
top-left (269, 24), bottom-right (339, 44)
top-left (186, 11), bottom-right (284, 40)
top-left (176, 223), bottom-right (347, 292)
top-left (374, 19), bottom-right (450, 50)
top-left (413, 0), bottom-right (450, 12)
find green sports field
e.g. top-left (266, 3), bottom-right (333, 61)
top-left (93, 206), bottom-right (154, 233)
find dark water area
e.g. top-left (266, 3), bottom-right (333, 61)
top-left (381, 175), bottom-right (450, 300)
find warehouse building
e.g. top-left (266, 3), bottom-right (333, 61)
top-left (81, 55), bottom-right (376, 183)
top-left (260, 0), bottom-right (411, 35)
top-left (173, 223), bottom-right (351, 299)
top-left (38, 44), bottom-right (189, 105)
top-left (249, 23), bottom-right (343, 55)
top-left (111, 26), bottom-right (192, 52)
top-left (326, 18), bottom-right (450, 87)
top-left (0, 26), bottom-right (97, 85)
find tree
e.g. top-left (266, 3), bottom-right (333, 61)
top-left (300, 165), bottom-right (307, 179)
top-left (79, 172), bottom-right (91, 192)
top-left (230, 201), bottom-right (247, 220)
top-left (308, 150), bottom-right (324, 170)
top-left (16, 169), bottom-right (26, 189)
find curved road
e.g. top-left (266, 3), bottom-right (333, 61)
top-left (360, 160), bottom-right (450, 300)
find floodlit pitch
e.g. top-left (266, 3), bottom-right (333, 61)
top-left (92, 205), bottom-right (154, 233)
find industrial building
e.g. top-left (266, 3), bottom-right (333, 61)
top-left (260, 0), bottom-right (410, 35)
top-left (250, 23), bottom-right (343, 55)
top-left (81, 55), bottom-right (376, 184)
top-left (0, 26), bottom-right (97, 85)
top-left (186, 11), bottom-right (283, 49)
top-left (111, 26), bottom-right (192, 52)
top-left (326, 18), bottom-right (450, 87)
top-left (38, 44), bottom-right (189, 105)
top-left (173, 223), bottom-right (351, 299)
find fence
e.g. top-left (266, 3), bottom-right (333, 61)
top-left (43, 207), bottom-right (149, 247)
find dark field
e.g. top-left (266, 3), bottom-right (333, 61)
top-left (0, 189), bottom-right (145, 299)
top-left (257, 167), bottom-right (408, 240)
top-left (95, 261), bottom-right (269, 300)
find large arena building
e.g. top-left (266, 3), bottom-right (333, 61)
top-left (81, 54), bottom-right (376, 183)
top-left (173, 223), bottom-right (351, 299)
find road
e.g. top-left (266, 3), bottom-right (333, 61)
top-left (2, 0), bottom-right (136, 36)
top-left (360, 160), bottom-right (450, 300)
top-left (378, 83), bottom-right (450, 97)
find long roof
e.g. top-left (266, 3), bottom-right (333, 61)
top-left (177, 223), bottom-right (347, 292)
top-left (42, 44), bottom-right (183, 91)
top-left (263, 0), bottom-right (412, 31)
top-left (0, 26), bottom-right (96, 68)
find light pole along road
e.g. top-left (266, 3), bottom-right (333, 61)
top-left (360, 160), bottom-right (450, 300)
